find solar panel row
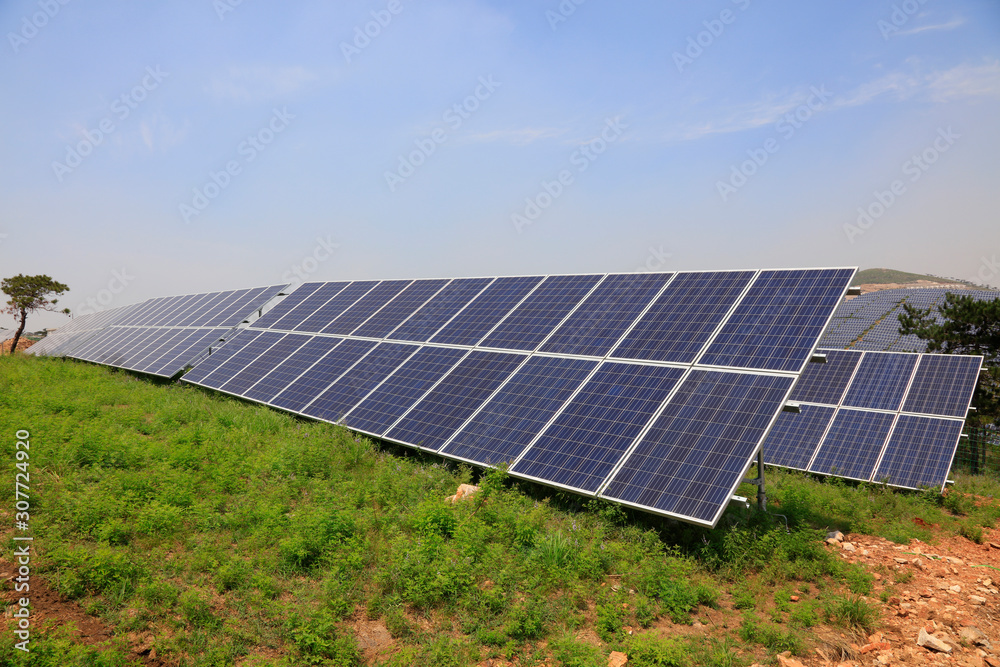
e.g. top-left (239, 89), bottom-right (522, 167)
top-left (763, 348), bottom-right (981, 490)
top-left (182, 267), bottom-right (855, 527)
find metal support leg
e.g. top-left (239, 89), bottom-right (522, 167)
top-left (756, 450), bottom-right (767, 513)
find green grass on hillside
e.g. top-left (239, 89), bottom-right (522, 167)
top-left (851, 268), bottom-right (967, 286)
top-left (1, 355), bottom-right (998, 666)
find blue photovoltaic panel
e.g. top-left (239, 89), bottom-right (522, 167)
top-left (902, 354), bottom-right (982, 418)
top-left (303, 342), bottom-right (420, 423)
top-left (321, 280), bottom-right (412, 335)
top-left (71, 326), bottom-right (137, 363)
top-left (808, 409), bottom-right (896, 480)
top-left (146, 329), bottom-right (228, 377)
top-left (387, 277), bottom-right (493, 343)
top-left (603, 371), bottom-right (795, 524)
top-left (130, 329), bottom-right (191, 370)
top-left (611, 271), bottom-right (754, 363)
top-left (790, 349), bottom-right (862, 405)
top-left (294, 281), bottom-right (378, 333)
top-left (873, 415), bottom-right (964, 489)
top-left (182, 329), bottom-right (264, 385)
top-left (385, 351), bottom-right (526, 452)
top-left (127, 296), bottom-right (180, 327)
top-left (540, 273), bottom-right (673, 357)
top-left (761, 404), bottom-right (836, 470)
top-left (351, 279), bottom-right (449, 339)
top-left (512, 363), bottom-right (685, 493)
top-left (212, 285), bottom-right (285, 327)
top-left (271, 338), bottom-right (377, 413)
top-left (250, 283), bottom-right (325, 329)
top-left (341, 346), bottom-right (468, 436)
top-left (192, 331), bottom-right (286, 391)
top-left (841, 352), bottom-right (918, 411)
top-left (116, 329), bottom-right (176, 367)
top-left (256, 283), bottom-right (347, 330)
top-left (218, 333), bottom-right (312, 396)
top-left (430, 276), bottom-right (544, 346)
top-left (243, 336), bottom-right (343, 403)
top-left (96, 328), bottom-right (160, 366)
top-left (158, 293), bottom-right (214, 327)
top-left (479, 274), bottom-right (602, 351)
top-left (441, 356), bottom-right (598, 466)
top-left (698, 268), bottom-right (855, 372)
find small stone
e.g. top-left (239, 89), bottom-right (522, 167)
top-left (827, 530), bottom-right (845, 542)
top-left (825, 538), bottom-right (840, 546)
top-left (895, 557), bottom-right (910, 564)
top-left (985, 655), bottom-right (1000, 667)
top-left (969, 595), bottom-right (987, 605)
top-left (983, 578), bottom-right (993, 587)
top-left (608, 651), bottom-right (628, 667)
top-left (989, 542), bottom-right (1000, 550)
top-left (950, 585), bottom-right (961, 593)
top-left (790, 595), bottom-right (799, 602)
top-left (841, 542), bottom-right (856, 552)
top-left (776, 655), bottom-right (806, 667)
top-left (959, 626), bottom-right (991, 648)
top-left (860, 549), bottom-right (870, 556)
top-left (917, 628), bottom-right (952, 653)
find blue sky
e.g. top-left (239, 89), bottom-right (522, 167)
top-left (2, 0), bottom-right (999, 331)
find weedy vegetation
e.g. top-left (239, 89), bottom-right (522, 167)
top-left (1, 355), bottom-right (998, 665)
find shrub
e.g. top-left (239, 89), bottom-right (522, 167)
top-left (627, 634), bottom-right (690, 667)
top-left (824, 594), bottom-right (880, 632)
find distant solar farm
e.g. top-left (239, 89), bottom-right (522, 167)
top-left (25, 269), bottom-right (991, 527)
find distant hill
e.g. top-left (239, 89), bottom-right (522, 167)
top-left (851, 268), bottom-right (976, 288)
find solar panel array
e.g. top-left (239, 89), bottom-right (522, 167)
top-left (182, 268), bottom-right (855, 527)
top-left (29, 286), bottom-right (286, 378)
top-left (762, 348), bottom-right (982, 490)
top-left (819, 288), bottom-right (1000, 352)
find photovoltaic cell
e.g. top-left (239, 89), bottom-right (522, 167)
top-left (303, 342), bottom-right (420, 423)
top-left (873, 415), bottom-right (964, 489)
top-left (182, 329), bottom-right (264, 385)
top-left (321, 280), bottom-right (412, 335)
top-left (512, 363), bottom-right (685, 493)
top-left (256, 282), bottom-right (347, 330)
top-left (341, 346), bottom-right (468, 436)
top-left (145, 329), bottom-right (228, 377)
top-left (271, 338), bottom-right (376, 413)
top-left (790, 350), bottom-right (862, 405)
top-left (192, 331), bottom-right (286, 390)
top-left (841, 352), bottom-right (917, 411)
top-left (479, 274), bottom-right (602, 351)
top-left (808, 409), bottom-right (896, 480)
top-left (540, 273), bottom-right (673, 357)
top-left (218, 333), bottom-right (312, 396)
top-left (387, 277), bottom-right (492, 342)
top-left (243, 336), bottom-right (342, 403)
top-left (294, 281), bottom-right (378, 333)
top-left (351, 279), bottom-right (449, 339)
top-left (441, 356), bottom-right (597, 466)
top-left (430, 276), bottom-right (543, 346)
top-left (603, 371), bottom-right (795, 524)
top-left (386, 351), bottom-right (526, 451)
top-left (761, 404), bottom-right (836, 470)
top-left (611, 271), bottom-right (754, 363)
top-left (902, 355), bottom-right (982, 418)
top-left (699, 268), bottom-right (855, 372)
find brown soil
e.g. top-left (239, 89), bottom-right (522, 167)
top-left (0, 337), bottom-right (34, 353)
top-left (851, 281), bottom-right (982, 296)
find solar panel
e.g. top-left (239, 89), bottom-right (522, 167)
top-left (698, 268), bottom-right (855, 372)
top-left (808, 409), bottom-right (896, 481)
top-left (385, 351), bottom-right (527, 452)
top-left (511, 363), bottom-right (686, 494)
top-left (181, 329), bottom-right (265, 385)
top-left (902, 354), bottom-right (982, 418)
top-left (841, 352), bottom-right (918, 411)
top-left (478, 274), bottom-right (603, 351)
top-left (168, 267), bottom-right (857, 527)
top-left (539, 272), bottom-right (673, 357)
top-left (602, 370), bottom-right (795, 524)
top-left (761, 404), bottom-right (836, 470)
top-left (789, 349), bottom-right (862, 405)
top-left (441, 356), bottom-right (597, 466)
top-left (872, 415), bottom-right (965, 489)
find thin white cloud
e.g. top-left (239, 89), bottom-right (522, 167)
top-left (207, 65), bottom-right (318, 103)
top-left (897, 17), bottom-right (965, 37)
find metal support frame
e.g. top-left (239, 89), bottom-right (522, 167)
top-left (744, 449), bottom-right (767, 513)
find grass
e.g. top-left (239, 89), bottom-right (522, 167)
top-left (1, 354), bottom-right (998, 665)
top-left (851, 268), bottom-right (969, 286)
